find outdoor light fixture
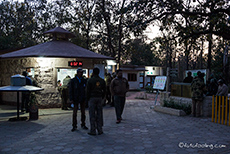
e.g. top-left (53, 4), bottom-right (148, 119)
top-left (36, 57), bottom-right (52, 67)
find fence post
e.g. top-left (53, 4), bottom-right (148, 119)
top-left (229, 97), bottom-right (230, 126)
top-left (222, 96), bottom-right (224, 124)
top-left (218, 96), bottom-right (221, 124)
top-left (225, 96), bottom-right (228, 125)
top-left (215, 96), bottom-right (217, 123)
top-left (212, 95), bottom-right (214, 122)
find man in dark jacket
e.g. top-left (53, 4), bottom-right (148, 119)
top-left (69, 68), bottom-right (88, 132)
top-left (86, 68), bottom-right (106, 135)
top-left (110, 69), bottom-right (129, 124)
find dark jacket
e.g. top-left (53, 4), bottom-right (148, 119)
top-left (69, 76), bottom-right (87, 103)
top-left (26, 76), bottom-right (32, 85)
top-left (86, 75), bottom-right (106, 101)
top-left (110, 77), bottom-right (129, 97)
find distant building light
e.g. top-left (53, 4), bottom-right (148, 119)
top-left (105, 65), bottom-right (112, 70)
top-left (106, 60), bottom-right (116, 65)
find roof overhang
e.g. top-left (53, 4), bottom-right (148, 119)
top-left (0, 40), bottom-right (114, 60)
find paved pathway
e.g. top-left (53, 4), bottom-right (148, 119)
top-left (0, 99), bottom-right (230, 154)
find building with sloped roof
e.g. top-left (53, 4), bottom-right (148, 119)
top-left (0, 27), bottom-right (114, 107)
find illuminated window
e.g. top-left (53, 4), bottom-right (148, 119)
top-left (128, 73), bottom-right (137, 81)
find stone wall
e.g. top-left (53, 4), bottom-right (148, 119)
top-left (0, 58), bottom-right (61, 108)
top-left (0, 57), bottom-right (105, 108)
top-left (160, 92), bottom-right (212, 117)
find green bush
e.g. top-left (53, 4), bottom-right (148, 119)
top-left (145, 85), bottom-right (154, 93)
top-left (163, 100), bottom-right (191, 115)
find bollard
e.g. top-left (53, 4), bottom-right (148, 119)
top-left (29, 105), bottom-right (38, 120)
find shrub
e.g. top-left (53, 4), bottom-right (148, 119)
top-left (145, 85), bottom-right (154, 93)
top-left (163, 100), bottom-right (191, 115)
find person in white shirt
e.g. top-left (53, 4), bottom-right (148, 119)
top-left (216, 79), bottom-right (228, 96)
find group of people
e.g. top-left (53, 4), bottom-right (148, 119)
top-left (186, 71), bottom-right (229, 117)
top-left (62, 68), bottom-right (129, 135)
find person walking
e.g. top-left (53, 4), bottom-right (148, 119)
top-left (191, 72), bottom-right (206, 117)
top-left (69, 68), bottom-right (88, 132)
top-left (110, 69), bottom-right (129, 124)
top-left (86, 68), bottom-right (106, 135)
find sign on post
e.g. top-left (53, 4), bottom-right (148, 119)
top-left (153, 76), bottom-right (167, 90)
top-left (151, 76), bottom-right (167, 108)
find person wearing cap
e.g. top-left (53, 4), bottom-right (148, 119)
top-left (191, 71), bottom-right (206, 117)
top-left (69, 68), bottom-right (88, 131)
top-left (216, 79), bottom-right (228, 96)
top-left (21, 71), bottom-right (32, 113)
top-left (86, 67), bottom-right (106, 135)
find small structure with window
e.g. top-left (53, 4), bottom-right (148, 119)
top-left (120, 65), bottom-right (163, 90)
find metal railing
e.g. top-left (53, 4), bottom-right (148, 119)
top-left (212, 95), bottom-right (230, 126)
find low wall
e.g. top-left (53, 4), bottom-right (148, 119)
top-left (160, 92), bottom-right (212, 117)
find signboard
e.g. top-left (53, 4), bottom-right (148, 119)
top-left (68, 61), bottom-right (83, 67)
top-left (153, 76), bottom-right (167, 90)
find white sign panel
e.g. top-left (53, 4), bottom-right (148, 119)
top-left (153, 76), bottom-right (167, 90)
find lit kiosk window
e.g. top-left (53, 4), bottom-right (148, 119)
top-left (57, 61), bottom-right (87, 85)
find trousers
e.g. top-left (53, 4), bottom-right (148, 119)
top-left (72, 101), bottom-right (86, 127)
top-left (88, 97), bottom-right (103, 133)
top-left (114, 95), bottom-right (126, 120)
top-left (192, 99), bottom-right (202, 117)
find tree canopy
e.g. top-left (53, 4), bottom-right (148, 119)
top-left (0, 0), bottom-right (229, 82)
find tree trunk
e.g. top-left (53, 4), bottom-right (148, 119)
top-left (100, 0), bottom-right (115, 57)
top-left (117, 0), bottom-right (126, 66)
top-left (207, 33), bottom-right (212, 72)
top-left (200, 38), bottom-right (204, 69)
